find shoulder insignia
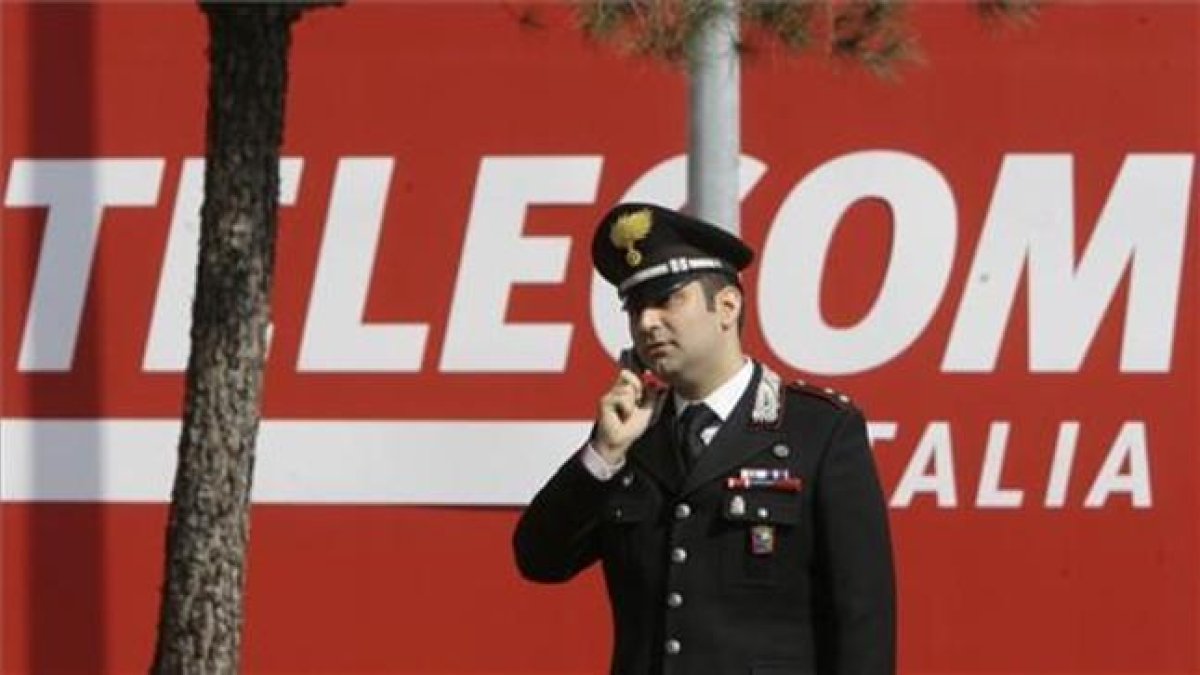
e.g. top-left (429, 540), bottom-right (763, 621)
top-left (749, 365), bottom-right (784, 428)
top-left (787, 379), bottom-right (855, 409)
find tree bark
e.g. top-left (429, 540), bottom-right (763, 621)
top-left (151, 5), bottom-right (311, 673)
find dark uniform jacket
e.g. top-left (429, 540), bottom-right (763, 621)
top-left (514, 362), bottom-right (896, 675)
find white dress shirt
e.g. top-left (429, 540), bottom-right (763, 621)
top-left (581, 359), bottom-right (754, 481)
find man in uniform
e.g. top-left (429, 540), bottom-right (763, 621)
top-left (513, 203), bottom-right (895, 675)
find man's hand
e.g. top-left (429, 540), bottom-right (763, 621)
top-left (594, 369), bottom-right (662, 464)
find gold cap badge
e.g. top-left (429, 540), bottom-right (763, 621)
top-left (610, 209), bottom-right (652, 267)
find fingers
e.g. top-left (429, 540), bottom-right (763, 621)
top-left (595, 369), bottom-right (663, 456)
top-left (621, 369), bottom-right (667, 409)
top-left (614, 369), bottom-right (643, 397)
top-left (599, 369), bottom-right (650, 427)
top-left (603, 375), bottom-right (637, 418)
top-left (609, 370), bottom-right (643, 415)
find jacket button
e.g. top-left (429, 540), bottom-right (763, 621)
top-left (621, 473), bottom-right (634, 488)
top-left (674, 503), bottom-right (692, 520)
top-left (666, 592), bottom-right (683, 608)
top-left (670, 547), bottom-right (688, 564)
top-left (665, 639), bottom-right (681, 655)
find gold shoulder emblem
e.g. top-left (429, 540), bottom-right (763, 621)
top-left (610, 209), bottom-right (652, 267)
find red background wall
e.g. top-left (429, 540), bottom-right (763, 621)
top-left (2, 2), bottom-right (1197, 673)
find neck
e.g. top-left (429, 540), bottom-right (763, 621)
top-left (674, 346), bottom-right (746, 401)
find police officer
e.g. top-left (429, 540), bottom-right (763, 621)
top-left (514, 203), bottom-right (895, 675)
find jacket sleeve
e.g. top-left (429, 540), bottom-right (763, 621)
top-left (512, 450), bottom-right (615, 583)
top-left (812, 408), bottom-right (897, 674)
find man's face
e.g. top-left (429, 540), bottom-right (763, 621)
top-left (627, 279), bottom-right (737, 382)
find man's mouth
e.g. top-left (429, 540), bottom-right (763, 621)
top-left (644, 341), bottom-right (673, 357)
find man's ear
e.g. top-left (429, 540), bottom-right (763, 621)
top-left (716, 285), bottom-right (741, 330)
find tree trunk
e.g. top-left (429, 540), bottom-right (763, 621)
top-left (687, 0), bottom-right (740, 234)
top-left (151, 5), bottom-right (311, 673)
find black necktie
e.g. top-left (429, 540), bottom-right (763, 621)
top-left (676, 404), bottom-right (718, 472)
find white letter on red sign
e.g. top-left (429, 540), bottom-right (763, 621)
top-left (944, 154), bottom-right (1193, 373)
top-left (1084, 421), bottom-right (1151, 509)
top-left (440, 156), bottom-right (601, 372)
top-left (5, 159), bottom-right (163, 371)
top-left (299, 158), bottom-right (429, 372)
top-left (1044, 421), bottom-right (1080, 509)
top-left (144, 158), bottom-right (302, 372)
top-left (891, 421), bottom-right (958, 508)
top-left (758, 151), bottom-right (956, 375)
top-left (975, 422), bottom-right (1024, 508)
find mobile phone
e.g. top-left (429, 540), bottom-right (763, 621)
top-left (619, 347), bottom-right (648, 374)
top-left (620, 347), bottom-right (666, 398)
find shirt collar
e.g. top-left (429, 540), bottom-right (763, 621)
top-left (673, 358), bottom-right (754, 423)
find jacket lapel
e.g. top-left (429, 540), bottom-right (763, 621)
top-left (679, 363), bottom-right (788, 496)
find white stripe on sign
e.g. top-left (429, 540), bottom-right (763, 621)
top-left (0, 419), bottom-right (591, 505)
top-left (1, 419), bottom-right (897, 505)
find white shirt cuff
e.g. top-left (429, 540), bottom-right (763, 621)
top-left (579, 443), bottom-right (626, 481)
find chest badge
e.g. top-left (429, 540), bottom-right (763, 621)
top-left (726, 468), bottom-right (803, 493)
top-left (729, 494), bottom-right (747, 517)
top-left (750, 525), bottom-right (776, 555)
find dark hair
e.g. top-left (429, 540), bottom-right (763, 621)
top-left (695, 272), bottom-right (746, 332)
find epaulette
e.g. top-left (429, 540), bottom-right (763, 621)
top-left (786, 379), bottom-right (855, 409)
top-left (749, 365), bottom-right (785, 429)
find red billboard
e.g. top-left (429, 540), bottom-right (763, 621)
top-left (2, 2), bottom-right (1197, 673)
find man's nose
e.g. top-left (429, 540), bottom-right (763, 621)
top-left (634, 305), bottom-right (663, 332)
